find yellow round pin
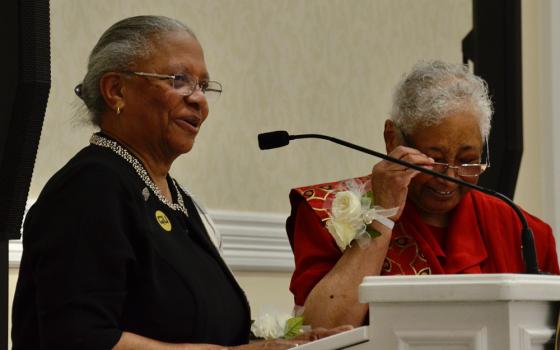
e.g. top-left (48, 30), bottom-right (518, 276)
top-left (155, 210), bottom-right (172, 232)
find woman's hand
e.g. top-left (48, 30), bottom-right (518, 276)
top-left (233, 339), bottom-right (301, 350)
top-left (293, 325), bottom-right (354, 341)
top-left (231, 325), bottom-right (353, 350)
top-left (371, 145), bottom-right (433, 221)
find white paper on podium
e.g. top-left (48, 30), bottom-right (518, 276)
top-left (290, 326), bottom-right (369, 350)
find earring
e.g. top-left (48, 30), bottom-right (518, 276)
top-left (116, 104), bottom-right (122, 115)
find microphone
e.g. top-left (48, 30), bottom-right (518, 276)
top-left (258, 130), bottom-right (290, 150)
top-left (258, 130), bottom-right (540, 274)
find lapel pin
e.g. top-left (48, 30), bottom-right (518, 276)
top-left (155, 210), bottom-right (172, 232)
top-left (142, 187), bottom-right (150, 201)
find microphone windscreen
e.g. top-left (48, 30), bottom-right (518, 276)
top-left (258, 131), bottom-right (290, 150)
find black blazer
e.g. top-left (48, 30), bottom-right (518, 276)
top-left (12, 143), bottom-right (251, 350)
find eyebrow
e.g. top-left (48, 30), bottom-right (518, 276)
top-left (182, 71), bottom-right (210, 82)
top-left (176, 65), bottom-right (210, 81)
top-left (426, 145), bottom-right (478, 151)
top-left (401, 133), bottom-right (481, 154)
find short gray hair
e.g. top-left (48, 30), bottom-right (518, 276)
top-left (76, 15), bottom-right (196, 125)
top-left (390, 60), bottom-right (493, 139)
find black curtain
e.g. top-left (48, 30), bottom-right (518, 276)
top-left (462, 0), bottom-right (523, 199)
top-left (0, 1), bottom-right (51, 349)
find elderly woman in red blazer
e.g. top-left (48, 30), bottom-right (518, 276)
top-left (287, 60), bottom-right (560, 328)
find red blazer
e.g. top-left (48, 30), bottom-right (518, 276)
top-left (287, 176), bottom-right (560, 306)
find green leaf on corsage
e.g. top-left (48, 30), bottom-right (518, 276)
top-left (366, 226), bottom-right (382, 238)
top-left (363, 190), bottom-right (374, 204)
top-left (283, 316), bottom-right (304, 339)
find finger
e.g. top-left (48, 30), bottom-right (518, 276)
top-left (313, 325), bottom-right (354, 338)
top-left (399, 153), bottom-right (434, 166)
top-left (373, 153), bottom-right (433, 173)
top-left (334, 325), bottom-right (354, 332)
top-left (297, 324), bottom-right (354, 342)
top-left (401, 163), bottom-right (435, 178)
top-left (374, 163), bottom-right (423, 178)
top-left (372, 169), bottom-right (418, 193)
top-left (388, 145), bottom-right (425, 158)
top-left (406, 169), bottom-right (422, 180)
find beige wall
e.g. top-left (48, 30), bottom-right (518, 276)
top-left (517, 0), bottom-right (543, 218)
top-left (33, 0), bottom-right (472, 212)
top-left (9, 0), bottom-right (550, 346)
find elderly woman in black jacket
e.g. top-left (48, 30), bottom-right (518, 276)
top-left (12, 15), bottom-right (347, 350)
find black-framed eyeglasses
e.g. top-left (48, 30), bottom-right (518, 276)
top-left (400, 131), bottom-right (491, 178)
top-left (124, 71), bottom-right (222, 101)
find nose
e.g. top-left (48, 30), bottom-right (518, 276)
top-left (183, 87), bottom-right (209, 120)
top-left (445, 166), bottom-right (461, 178)
top-left (434, 165), bottom-right (459, 185)
top-left (184, 86), bottom-right (208, 106)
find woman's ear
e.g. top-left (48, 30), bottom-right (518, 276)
top-left (99, 72), bottom-right (125, 114)
top-left (384, 119), bottom-right (402, 154)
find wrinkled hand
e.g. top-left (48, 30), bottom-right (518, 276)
top-left (231, 325), bottom-right (353, 350)
top-left (228, 338), bottom-right (304, 350)
top-left (371, 146), bottom-right (433, 221)
top-left (293, 325), bottom-right (353, 341)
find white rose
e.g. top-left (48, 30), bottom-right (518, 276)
top-left (331, 191), bottom-right (362, 222)
top-left (326, 219), bottom-right (357, 251)
top-left (326, 191), bottom-right (366, 251)
top-left (251, 313), bottom-right (291, 340)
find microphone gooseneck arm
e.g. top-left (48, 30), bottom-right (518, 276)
top-left (266, 131), bottom-right (540, 274)
top-left (292, 133), bottom-right (495, 192)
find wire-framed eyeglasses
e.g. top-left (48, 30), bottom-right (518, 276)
top-left (401, 131), bottom-right (491, 178)
top-left (124, 71), bottom-right (222, 101)
top-left (430, 160), bottom-right (489, 178)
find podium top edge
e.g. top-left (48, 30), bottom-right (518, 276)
top-left (361, 273), bottom-right (560, 284)
top-left (359, 273), bottom-right (560, 302)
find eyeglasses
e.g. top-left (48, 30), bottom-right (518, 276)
top-left (124, 71), bottom-right (222, 101)
top-left (401, 131), bottom-right (491, 178)
top-left (430, 161), bottom-right (489, 178)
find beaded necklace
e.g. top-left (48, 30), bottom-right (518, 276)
top-left (90, 133), bottom-right (189, 217)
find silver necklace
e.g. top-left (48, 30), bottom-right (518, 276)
top-left (90, 133), bottom-right (189, 217)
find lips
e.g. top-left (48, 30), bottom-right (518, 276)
top-left (428, 187), bottom-right (456, 198)
top-left (175, 115), bottom-right (202, 133)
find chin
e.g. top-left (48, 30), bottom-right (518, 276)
top-left (178, 143), bottom-right (194, 155)
top-left (412, 196), bottom-right (461, 217)
top-left (421, 203), bottom-right (457, 216)
top-left (169, 137), bottom-right (195, 155)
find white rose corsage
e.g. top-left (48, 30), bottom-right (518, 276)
top-left (325, 180), bottom-right (398, 252)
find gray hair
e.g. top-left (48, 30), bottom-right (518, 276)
top-left (76, 15), bottom-right (196, 125)
top-left (390, 60), bottom-right (493, 139)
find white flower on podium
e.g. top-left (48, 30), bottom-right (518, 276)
top-left (250, 308), bottom-right (305, 340)
top-left (251, 313), bottom-right (291, 339)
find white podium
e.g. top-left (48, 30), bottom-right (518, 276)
top-left (296, 274), bottom-right (560, 350)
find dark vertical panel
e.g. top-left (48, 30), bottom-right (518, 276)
top-left (0, 0), bottom-right (51, 241)
top-left (0, 1), bottom-right (51, 349)
top-left (462, 0), bottom-right (523, 199)
top-left (0, 1), bottom-right (19, 348)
